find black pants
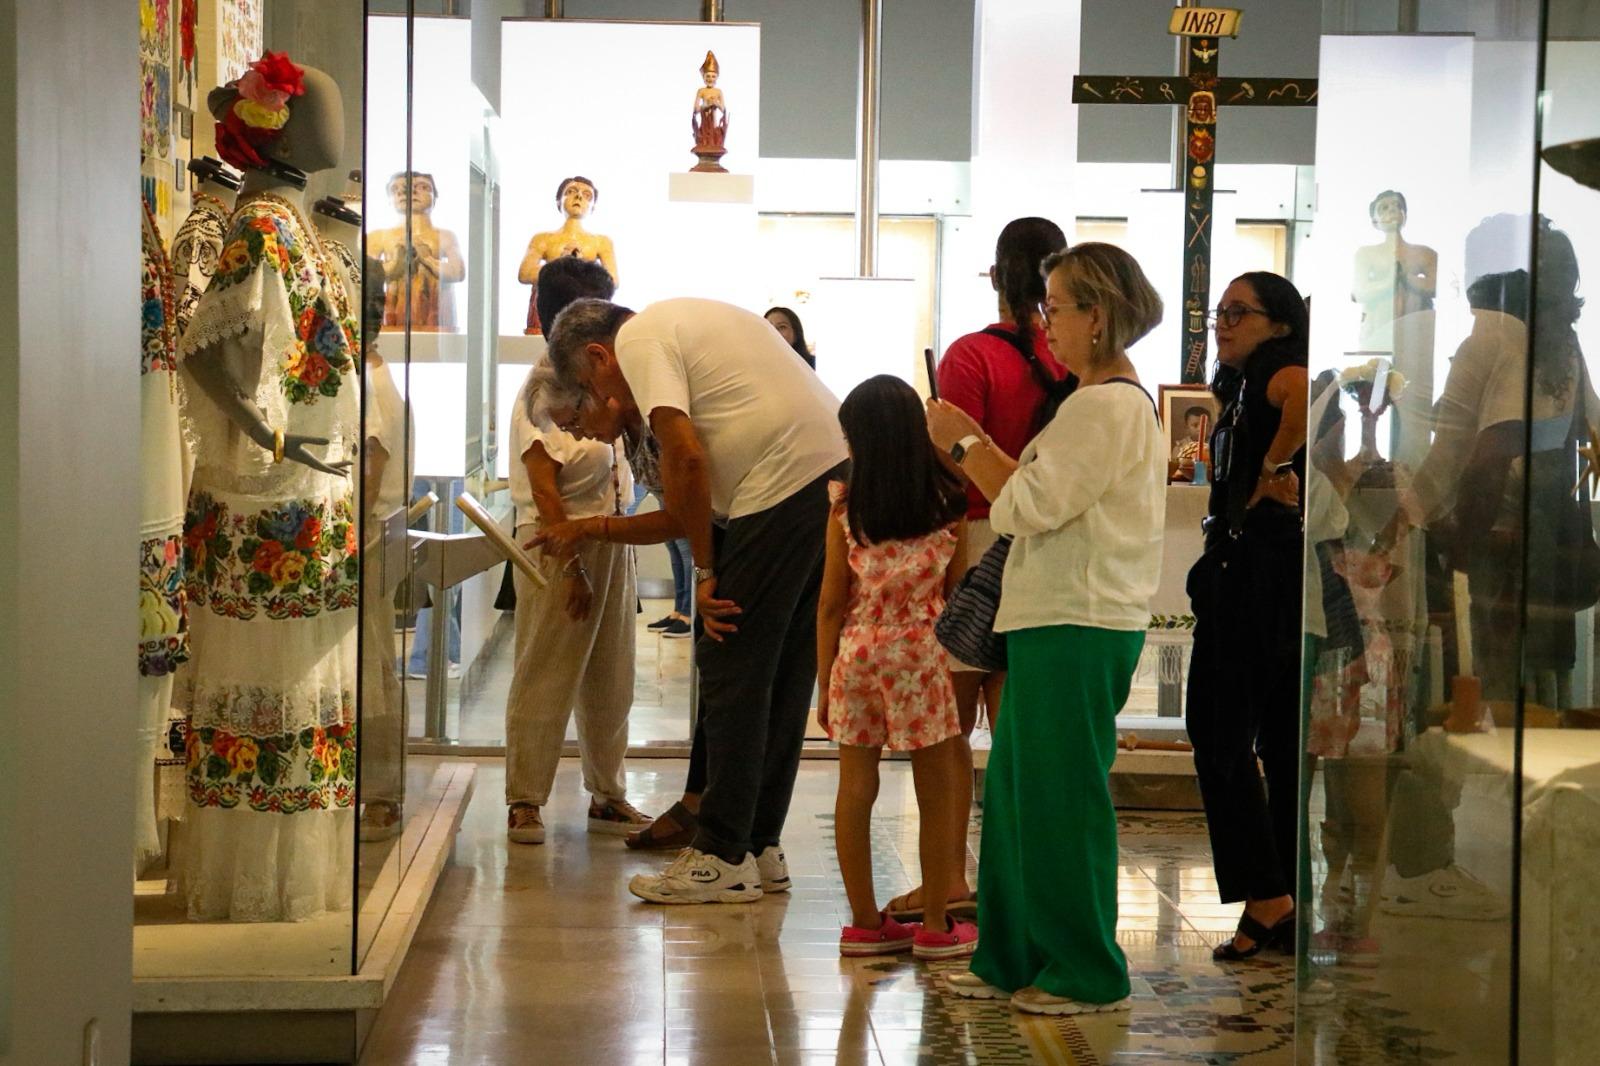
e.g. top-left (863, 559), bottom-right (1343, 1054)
top-left (1186, 521), bottom-right (1303, 904)
top-left (691, 466), bottom-right (842, 862)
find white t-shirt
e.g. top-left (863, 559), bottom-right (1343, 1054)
top-left (510, 371), bottom-right (632, 531)
top-left (614, 298), bottom-right (846, 520)
top-left (365, 359), bottom-right (412, 521)
top-left (991, 381), bottom-right (1167, 633)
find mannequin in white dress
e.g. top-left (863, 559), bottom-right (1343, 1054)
top-left (176, 57), bottom-right (361, 922)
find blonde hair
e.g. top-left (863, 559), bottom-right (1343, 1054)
top-left (1040, 243), bottom-right (1163, 365)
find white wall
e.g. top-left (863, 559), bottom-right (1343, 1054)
top-left (497, 20), bottom-right (762, 331)
top-left (0, 0), bottom-right (138, 1062)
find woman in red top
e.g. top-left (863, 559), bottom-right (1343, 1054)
top-left (889, 217), bottom-right (1072, 921)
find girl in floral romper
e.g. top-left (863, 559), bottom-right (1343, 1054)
top-left (817, 375), bottom-right (975, 960)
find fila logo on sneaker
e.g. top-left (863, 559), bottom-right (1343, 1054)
top-left (689, 867), bottom-right (720, 883)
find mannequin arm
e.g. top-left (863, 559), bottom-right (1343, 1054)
top-left (599, 238), bottom-right (619, 286)
top-left (517, 237), bottom-right (546, 285)
top-left (186, 339), bottom-right (352, 477)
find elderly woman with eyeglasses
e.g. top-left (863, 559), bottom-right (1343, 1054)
top-left (1186, 272), bottom-right (1310, 961)
top-left (502, 257), bottom-right (655, 846)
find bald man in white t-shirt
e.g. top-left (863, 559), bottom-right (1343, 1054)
top-left (548, 297), bottom-right (848, 905)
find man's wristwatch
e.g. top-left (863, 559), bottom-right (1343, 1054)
top-left (1261, 458), bottom-right (1294, 480)
top-left (694, 565), bottom-right (716, 585)
top-left (950, 435), bottom-right (982, 465)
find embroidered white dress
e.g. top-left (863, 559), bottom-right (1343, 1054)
top-left (139, 204), bottom-right (190, 866)
top-left (175, 195), bottom-right (359, 922)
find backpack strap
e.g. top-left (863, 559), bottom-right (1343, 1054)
top-left (1102, 375), bottom-right (1158, 417)
top-left (980, 326), bottom-right (1076, 403)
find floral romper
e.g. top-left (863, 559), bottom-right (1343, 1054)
top-left (826, 483), bottom-right (962, 751)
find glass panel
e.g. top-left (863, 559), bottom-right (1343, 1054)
top-left (136, 0), bottom-right (364, 978)
top-left (357, 3), bottom-right (415, 967)
top-left (1297, 7), bottom-right (1537, 1060)
top-left (1521, 3), bottom-right (1600, 1062)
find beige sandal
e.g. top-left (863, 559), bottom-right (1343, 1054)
top-left (886, 888), bottom-right (978, 922)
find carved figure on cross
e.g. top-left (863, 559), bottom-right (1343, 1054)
top-left (1072, 6), bottom-right (1317, 383)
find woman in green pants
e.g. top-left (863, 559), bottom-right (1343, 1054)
top-left (926, 242), bottom-right (1167, 1015)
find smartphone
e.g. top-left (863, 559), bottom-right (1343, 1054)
top-left (924, 348), bottom-right (939, 401)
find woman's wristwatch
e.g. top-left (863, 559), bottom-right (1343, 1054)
top-left (950, 435), bottom-right (983, 465)
top-left (1261, 457), bottom-right (1294, 480)
top-left (694, 565), bottom-right (716, 585)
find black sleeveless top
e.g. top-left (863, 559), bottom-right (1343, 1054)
top-left (1206, 339), bottom-right (1306, 543)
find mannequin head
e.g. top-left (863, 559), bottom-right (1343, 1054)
top-left (1369, 190), bottom-right (1407, 234)
top-left (557, 176), bottom-right (598, 220)
top-left (207, 57), bottom-right (343, 177)
top-left (700, 51), bottom-right (720, 89)
top-left (388, 171), bottom-right (437, 217)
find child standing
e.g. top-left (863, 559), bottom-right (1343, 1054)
top-left (818, 376), bottom-right (977, 960)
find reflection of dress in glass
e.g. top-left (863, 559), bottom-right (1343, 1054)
top-left (175, 197), bottom-right (359, 922)
top-left (170, 191), bottom-right (230, 336)
top-left (139, 202), bottom-right (190, 865)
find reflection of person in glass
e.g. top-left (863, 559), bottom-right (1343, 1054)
top-left (1351, 190), bottom-right (1437, 351)
top-left (1170, 404), bottom-right (1210, 481)
top-left (1367, 216), bottom-right (1592, 928)
top-left (518, 176), bottom-right (619, 336)
top-left (371, 171), bottom-right (464, 332)
top-left (1434, 222), bottom-right (1594, 706)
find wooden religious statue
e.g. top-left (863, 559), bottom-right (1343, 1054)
top-left (691, 50), bottom-right (729, 173)
top-left (370, 170), bottom-right (465, 332)
top-left (517, 175), bottom-right (619, 335)
top-left (1351, 190), bottom-right (1437, 353)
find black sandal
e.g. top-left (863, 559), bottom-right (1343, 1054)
top-left (1212, 911), bottom-right (1294, 961)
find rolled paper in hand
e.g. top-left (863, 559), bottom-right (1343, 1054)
top-left (456, 492), bottom-right (548, 588)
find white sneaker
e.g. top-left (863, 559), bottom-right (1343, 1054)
top-left (628, 848), bottom-right (764, 905)
top-left (946, 971), bottom-right (1007, 1000)
top-left (1012, 987), bottom-right (1130, 1016)
top-left (1380, 864), bottom-right (1509, 921)
top-left (755, 845), bottom-right (791, 893)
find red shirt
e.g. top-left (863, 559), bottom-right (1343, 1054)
top-left (936, 323), bottom-right (1070, 519)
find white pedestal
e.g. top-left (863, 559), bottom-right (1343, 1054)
top-left (667, 171), bottom-right (755, 204)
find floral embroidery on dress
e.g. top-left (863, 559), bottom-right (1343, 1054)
top-left (186, 721), bottom-right (357, 814)
top-left (184, 491), bottom-right (359, 621)
top-left (139, 533), bottom-right (189, 676)
top-left (141, 204), bottom-right (178, 377)
top-left (208, 202), bottom-right (356, 406)
top-left (171, 193), bottom-right (229, 336)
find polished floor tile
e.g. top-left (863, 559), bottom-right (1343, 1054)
top-left (358, 759), bottom-right (1459, 1065)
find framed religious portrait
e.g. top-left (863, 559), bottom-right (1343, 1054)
top-left (1159, 384), bottom-right (1219, 484)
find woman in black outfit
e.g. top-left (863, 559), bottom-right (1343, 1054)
top-left (1186, 272), bottom-right (1309, 960)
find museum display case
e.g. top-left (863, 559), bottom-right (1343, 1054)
top-left (129, 3), bottom-right (477, 1062)
top-left (1297, 2), bottom-right (1600, 1062)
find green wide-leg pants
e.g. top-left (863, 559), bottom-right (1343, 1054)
top-left (970, 624), bottom-right (1144, 1002)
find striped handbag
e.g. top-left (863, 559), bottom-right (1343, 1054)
top-left (934, 534), bottom-right (1012, 672)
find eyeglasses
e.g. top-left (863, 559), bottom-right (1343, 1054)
top-left (1209, 304), bottom-right (1271, 329)
top-left (1038, 301), bottom-right (1088, 323)
top-left (554, 389), bottom-right (597, 435)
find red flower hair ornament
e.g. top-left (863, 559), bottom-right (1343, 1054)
top-left (212, 52), bottom-right (306, 172)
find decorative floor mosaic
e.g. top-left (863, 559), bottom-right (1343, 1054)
top-left (362, 761), bottom-right (1466, 1066)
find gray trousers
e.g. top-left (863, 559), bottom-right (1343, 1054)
top-left (692, 466), bottom-right (842, 863)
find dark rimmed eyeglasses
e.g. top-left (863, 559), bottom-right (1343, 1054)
top-left (1208, 303), bottom-right (1271, 329)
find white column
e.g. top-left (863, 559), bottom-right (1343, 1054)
top-left (967, 0), bottom-right (1082, 296)
top-left (1, 0), bottom-right (139, 1062)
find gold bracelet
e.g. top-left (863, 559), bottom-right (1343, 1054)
top-left (273, 427), bottom-right (285, 464)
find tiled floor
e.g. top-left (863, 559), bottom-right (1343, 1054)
top-left (360, 757), bottom-right (1315, 1066)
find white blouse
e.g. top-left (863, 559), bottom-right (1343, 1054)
top-left (990, 381), bottom-right (1167, 633)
